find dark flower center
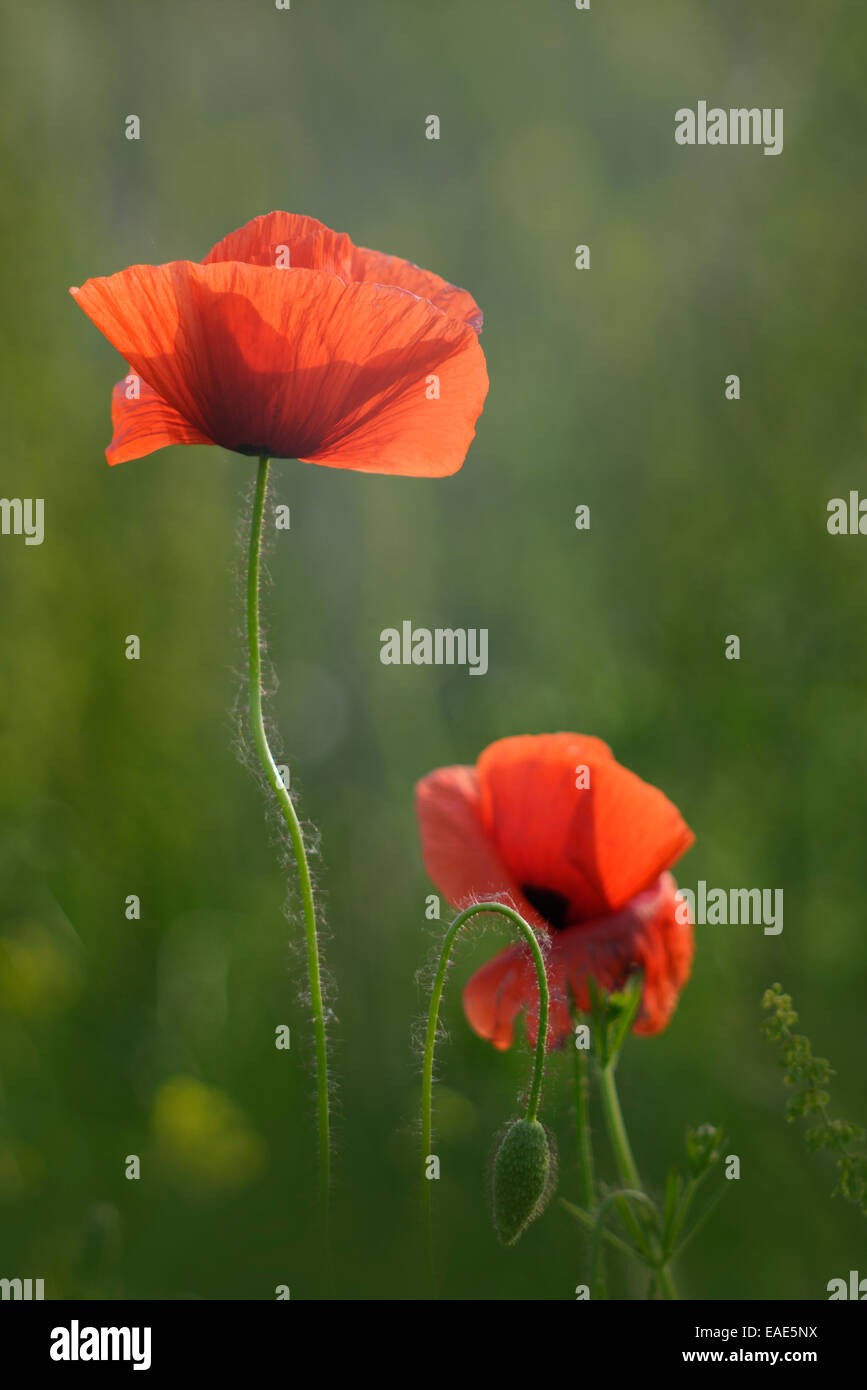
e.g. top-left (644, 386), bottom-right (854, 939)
top-left (521, 884), bottom-right (570, 931)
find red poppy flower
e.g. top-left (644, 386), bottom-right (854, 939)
top-left (415, 733), bottom-right (695, 1050)
top-left (70, 211), bottom-right (488, 474)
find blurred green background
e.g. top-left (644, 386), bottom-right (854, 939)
top-left (1, 0), bottom-right (865, 1300)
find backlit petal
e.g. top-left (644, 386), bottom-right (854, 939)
top-left (349, 245), bottom-right (483, 332)
top-left (549, 872), bottom-right (693, 1041)
top-left (203, 211), bottom-right (354, 275)
top-left (71, 261), bottom-right (488, 475)
top-left (462, 942), bottom-right (542, 1052)
top-left (477, 733), bottom-right (693, 920)
top-left (415, 765), bottom-right (523, 911)
top-left (204, 211), bottom-right (483, 330)
top-left (464, 874), bottom-right (694, 1052)
top-left (415, 763), bottom-right (557, 939)
top-left (106, 375), bottom-right (213, 465)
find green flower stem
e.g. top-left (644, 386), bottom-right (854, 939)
top-left (421, 902), bottom-right (549, 1295)
top-left (599, 1059), bottom-right (678, 1298)
top-left (560, 1197), bottom-right (640, 1262)
top-left (247, 456), bottom-right (330, 1237)
top-left (599, 1062), bottom-right (642, 1192)
top-left (590, 1188), bottom-right (656, 1299)
top-left (571, 1005), bottom-right (595, 1210)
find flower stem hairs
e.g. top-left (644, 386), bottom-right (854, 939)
top-left (73, 211), bottom-right (488, 1252)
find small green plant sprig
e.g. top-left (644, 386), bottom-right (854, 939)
top-left (761, 984), bottom-right (867, 1214)
top-left (561, 977), bottom-right (727, 1299)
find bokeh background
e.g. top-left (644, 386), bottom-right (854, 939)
top-left (1, 0), bottom-right (865, 1300)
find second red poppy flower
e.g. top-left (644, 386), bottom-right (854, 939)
top-left (416, 733), bottom-right (695, 1050)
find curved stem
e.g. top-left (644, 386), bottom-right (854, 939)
top-left (421, 901), bottom-right (549, 1295)
top-left (247, 457), bottom-right (330, 1239)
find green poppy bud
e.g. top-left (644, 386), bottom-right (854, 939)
top-left (491, 1118), bottom-right (555, 1246)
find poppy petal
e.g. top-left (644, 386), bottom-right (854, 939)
top-left (348, 245), bottom-right (483, 332)
top-left (204, 212), bottom-right (483, 331)
top-left (563, 755), bottom-right (694, 917)
top-left (462, 942), bottom-right (542, 1051)
top-left (477, 733), bottom-right (693, 920)
top-left (203, 211), bottom-right (354, 275)
top-left (465, 873), bottom-right (693, 1052)
top-left (544, 872), bottom-right (694, 1043)
top-left (476, 734), bottom-right (615, 917)
top-left (415, 765), bottom-right (526, 912)
top-left (107, 375), bottom-right (213, 465)
top-left (71, 261), bottom-right (488, 475)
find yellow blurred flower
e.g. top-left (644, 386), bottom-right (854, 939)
top-left (151, 1076), bottom-right (267, 1192)
top-left (0, 923), bottom-right (80, 1017)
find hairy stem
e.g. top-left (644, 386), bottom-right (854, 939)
top-left (247, 456), bottom-right (330, 1239)
top-left (421, 902), bottom-right (549, 1295)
